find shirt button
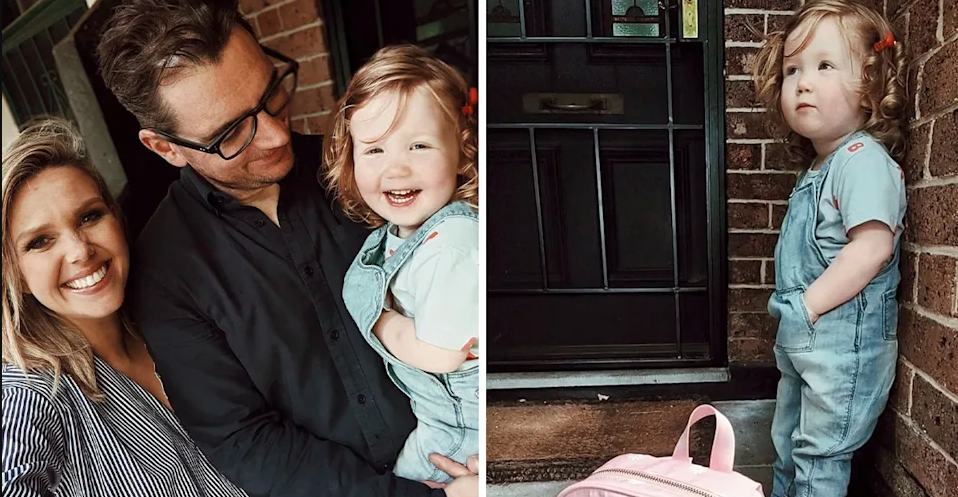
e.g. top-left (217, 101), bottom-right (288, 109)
top-left (305, 266), bottom-right (314, 277)
top-left (330, 330), bottom-right (340, 340)
top-left (357, 394), bottom-right (366, 404)
top-left (254, 219), bottom-right (265, 228)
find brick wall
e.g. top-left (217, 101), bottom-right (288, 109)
top-left (855, 0), bottom-right (958, 495)
top-left (239, 0), bottom-right (335, 135)
top-left (724, 0), bottom-right (802, 364)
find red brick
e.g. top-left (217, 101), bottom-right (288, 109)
top-left (888, 360), bottom-right (914, 415)
top-left (728, 312), bottom-right (777, 339)
top-left (898, 307), bottom-right (958, 394)
top-left (766, 14), bottom-right (792, 35)
top-left (727, 112), bottom-right (771, 140)
top-left (908, 0), bottom-right (941, 58)
top-left (911, 373), bottom-right (958, 457)
top-left (725, 80), bottom-right (759, 108)
top-left (946, 0), bottom-right (958, 41)
top-left (727, 172), bottom-right (795, 200)
top-left (860, 444), bottom-right (929, 497)
top-left (240, 0), bottom-right (289, 15)
top-left (290, 85), bottom-right (335, 117)
top-left (297, 55), bottom-right (332, 87)
top-left (256, 8), bottom-right (283, 39)
top-left (765, 259), bottom-right (776, 284)
top-left (884, 410), bottom-right (958, 497)
top-left (728, 287), bottom-right (773, 312)
top-left (851, 0), bottom-right (882, 14)
top-left (729, 232), bottom-right (778, 258)
top-left (725, 47), bottom-right (759, 76)
top-left (723, 0), bottom-right (799, 9)
top-left (291, 117), bottom-right (307, 134)
top-left (903, 121), bottom-right (930, 184)
top-left (920, 42), bottom-right (958, 117)
top-left (264, 24), bottom-right (326, 59)
top-left (900, 250), bottom-right (918, 304)
top-left (771, 204), bottom-right (787, 228)
top-left (730, 259), bottom-right (762, 285)
top-left (304, 113), bottom-right (329, 135)
top-left (929, 110), bottom-right (958, 178)
top-left (725, 14), bottom-right (764, 42)
top-left (726, 143), bottom-right (761, 170)
top-left (279, 0), bottom-right (319, 31)
top-left (904, 184), bottom-right (958, 246)
top-left (917, 254), bottom-right (958, 317)
top-left (887, 0), bottom-right (905, 17)
top-left (764, 142), bottom-right (790, 170)
top-left (728, 202), bottom-right (769, 229)
top-left (239, 0), bottom-right (267, 14)
top-left (728, 338), bottom-right (775, 363)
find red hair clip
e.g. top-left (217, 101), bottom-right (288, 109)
top-left (461, 87), bottom-right (478, 117)
top-left (873, 32), bottom-right (895, 52)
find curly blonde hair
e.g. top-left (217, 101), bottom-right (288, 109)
top-left (752, 0), bottom-right (908, 169)
top-left (322, 44), bottom-right (478, 227)
top-left (2, 117), bottom-right (135, 401)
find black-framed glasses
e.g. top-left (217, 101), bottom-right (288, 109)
top-left (150, 46), bottom-right (299, 160)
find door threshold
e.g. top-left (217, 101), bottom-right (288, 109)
top-left (487, 367), bottom-right (729, 390)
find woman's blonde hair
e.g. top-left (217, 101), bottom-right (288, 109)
top-left (752, 0), bottom-right (908, 169)
top-left (322, 44), bottom-right (478, 227)
top-left (2, 117), bottom-right (132, 401)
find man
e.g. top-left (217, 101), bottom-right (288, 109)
top-left (95, 1), bottom-right (477, 496)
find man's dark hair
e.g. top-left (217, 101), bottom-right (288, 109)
top-left (97, 0), bottom-right (256, 132)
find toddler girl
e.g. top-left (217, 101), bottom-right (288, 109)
top-left (322, 44), bottom-right (479, 484)
top-left (752, 1), bottom-right (908, 495)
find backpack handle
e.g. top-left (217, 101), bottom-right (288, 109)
top-left (671, 404), bottom-right (736, 473)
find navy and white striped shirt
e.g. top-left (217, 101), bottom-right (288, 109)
top-left (2, 358), bottom-right (247, 496)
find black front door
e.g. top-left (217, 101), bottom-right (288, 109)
top-left (486, 0), bottom-right (726, 371)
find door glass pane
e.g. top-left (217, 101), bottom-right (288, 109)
top-left (487, 0), bottom-right (522, 37)
top-left (594, 0), bottom-right (664, 37)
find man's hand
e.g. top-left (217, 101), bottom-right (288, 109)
top-left (421, 454), bottom-right (479, 497)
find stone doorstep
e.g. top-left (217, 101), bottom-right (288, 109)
top-left (486, 399), bottom-right (777, 485)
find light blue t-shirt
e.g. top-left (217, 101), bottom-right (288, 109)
top-left (796, 132), bottom-right (907, 261)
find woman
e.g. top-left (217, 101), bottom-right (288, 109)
top-left (1, 117), bottom-right (246, 496)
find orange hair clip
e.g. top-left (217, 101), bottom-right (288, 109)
top-left (873, 32), bottom-right (895, 52)
top-left (461, 87), bottom-right (478, 116)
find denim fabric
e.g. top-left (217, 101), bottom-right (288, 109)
top-left (768, 132), bottom-right (900, 497)
top-left (342, 201), bottom-right (479, 483)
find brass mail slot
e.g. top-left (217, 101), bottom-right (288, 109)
top-left (522, 93), bottom-right (625, 115)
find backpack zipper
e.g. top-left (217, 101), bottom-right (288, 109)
top-left (591, 468), bottom-right (721, 497)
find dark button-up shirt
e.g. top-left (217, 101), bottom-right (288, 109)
top-left (129, 133), bottom-right (441, 497)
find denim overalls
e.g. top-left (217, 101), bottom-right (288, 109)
top-left (342, 201), bottom-right (479, 482)
top-left (768, 132), bottom-right (899, 497)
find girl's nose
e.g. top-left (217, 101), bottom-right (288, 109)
top-left (383, 158), bottom-right (412, 178)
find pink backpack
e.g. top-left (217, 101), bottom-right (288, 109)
top-left (556, 404), bottom-right (764, 497)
